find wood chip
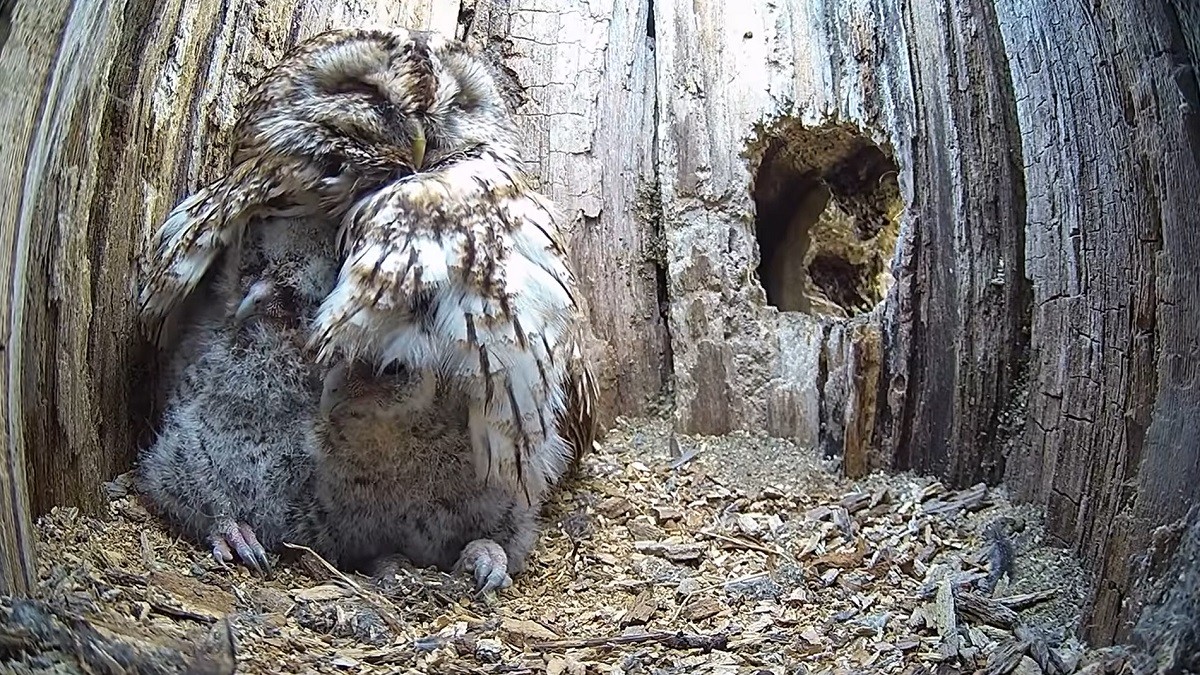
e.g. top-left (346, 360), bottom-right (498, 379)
top-left (635, 540), bottom-right (706, 562)
top-left (652, 505), bottom-right (684, 523)
top-left (932, 577), bottom-right (960, 656)
top-left (957, 589), bottom-right (1019, 628)
top-left (14, 417), bottom-right (1100, 673)
top-left (840, 492), bottom-right (871, 514)
top-left (620, 589), bottom-right (658, 627)
top-left (996, 589), bottom-right (1057, 610)
top-left (147, 570), bottom-right (234, 621)
top-left (597, 496), bottom-right (636, 519)
top-left (813, 538), bottom-right (868, 569)
top-left (293, 584), bottom-right (355, 602)
top-left (501, 618), bottom-right (561, 644)
top-left (681, 595), bottom-right (724, 621)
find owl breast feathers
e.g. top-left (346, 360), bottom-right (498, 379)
top-left (138, 26), bottom-right (597, 502)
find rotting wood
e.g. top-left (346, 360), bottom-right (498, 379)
top-left (654, 0), bottom-right (1198, 647)
top-left (530, 630), bottom-right (730, 652)
top-left (994, 0), bottom-right (1200, 644)
top-left (0, 599), bottom-right (235, 673)
top-left (887, 0), bottom-right (1030, 488)
top-left (843, 320), bottom-right (882, 478)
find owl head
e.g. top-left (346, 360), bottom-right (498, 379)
top-left (137, 28), bottom-right (526, 330)
top-left (230, 215), bottom-right (339, 324)
top-left (235, 27), bottom-right (519, 195)
top-left (318, 358), bottom-right (434, 418)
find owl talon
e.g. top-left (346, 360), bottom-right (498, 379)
top-left (457, 539), bottom-right (512, 593)
top-left (211, 539), bottom-right (234, 565)
top-left (209, 518), bottom-right (272, 577)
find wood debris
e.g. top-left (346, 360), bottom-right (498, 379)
top-left (1, 417), bottom-right (1116, 673)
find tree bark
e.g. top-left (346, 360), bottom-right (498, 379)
top-left (994, 0), bottom-right (1200, 647)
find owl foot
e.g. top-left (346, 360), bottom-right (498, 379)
top-left (209, 518), bottom-right (272, 577)
top-left (456, 539), bottom-right (512, 593)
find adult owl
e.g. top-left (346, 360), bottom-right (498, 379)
top-left (138, 27), bottom-right (597, 505)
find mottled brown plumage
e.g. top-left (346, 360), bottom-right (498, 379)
top-left (138, 27), bottom-right (597, 506)
top-left (137, 27), bottom-right (596, 587)
top-left (311, 359), bottom-right (537, 591)
top-left (139, 28), bottom-right (441, 327)
top-left (141, 215), bottom-right (537, 591)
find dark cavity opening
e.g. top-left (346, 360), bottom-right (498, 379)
top-left (750, 120), bottom-right (902, 318)
top-left (0, 0), bottom-right (13, 53)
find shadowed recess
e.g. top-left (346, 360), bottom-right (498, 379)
top-left (749, 119), bottom-right (902, 318)
top-left (0, 0), bottom-right (13, 52)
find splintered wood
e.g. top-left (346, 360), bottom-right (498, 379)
top-left (1, 418), bottom-right (1117, 674)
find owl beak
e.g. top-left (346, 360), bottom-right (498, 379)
top-left (234, 295), bottom-right (257, 323)
top-left (234, 280), bottom-right (272, 323)
top-left (411, 120), bottom-right (427, 171)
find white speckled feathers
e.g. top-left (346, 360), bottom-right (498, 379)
top-left (310, 145), bottom-right (579, 501)
top-left (136, 26), bottom-right (596, 509)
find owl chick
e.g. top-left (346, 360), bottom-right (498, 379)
top-left (304, 359), bottom-right (537, 591)
top-left (137, 214), bottom-right (338, 575)
top-left (138, 27), bottom-right (598, 511)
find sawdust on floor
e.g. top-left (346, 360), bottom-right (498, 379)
top-left (1, 416), bottom-right (1133, 674)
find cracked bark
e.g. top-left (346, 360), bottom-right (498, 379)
top-left (994, 0), bottom-right (1200, 647)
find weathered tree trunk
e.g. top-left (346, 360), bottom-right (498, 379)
top-left (0, 0), bottom-right (1195, 652)
top-left (995, 1), bottom-right (1200, 650)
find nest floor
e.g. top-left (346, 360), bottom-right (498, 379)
top-left (1, 417), bottom-right (1140, 674)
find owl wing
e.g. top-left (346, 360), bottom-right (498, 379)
top-left (137, 147), bottom-right (361, 341)
top-left (561, 336), bottom-right (599, 468)
top-left (140, 162), bottom-right (253, 320)
top-left (140, 27), bottom-right (429, 339)
top-left (308, 150), bottom-right (582, 503)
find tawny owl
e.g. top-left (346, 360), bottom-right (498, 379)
top-left (138, 27), bottom-right (597, 508)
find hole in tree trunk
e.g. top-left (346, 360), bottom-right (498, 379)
top-left (750, 120), bottom-right (902, 317)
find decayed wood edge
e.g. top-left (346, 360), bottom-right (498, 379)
top-left (889, 0), bottom-right (1029, 487)
top-left (1130, 506), bottom-right (1200, 670)
top-left (0, 0), bottom-right (74, 595)
top-left (842, 320), bottom-right (881, 479)
top-left (869, 0), bottom-right (1029, 487)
